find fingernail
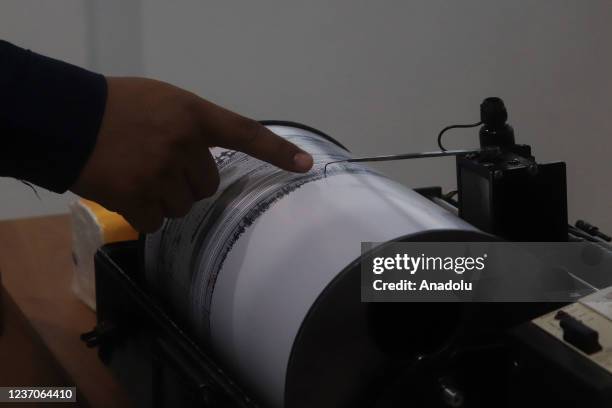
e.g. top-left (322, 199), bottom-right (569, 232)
top-left (293, 152), bottom-right (313, 172)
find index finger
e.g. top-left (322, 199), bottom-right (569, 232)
top-left (197, 101), bottom-right (313, 173)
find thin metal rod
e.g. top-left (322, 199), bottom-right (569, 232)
top-left (566, 271), bottom-right (599, 292)
top-left (323, 148), bottom-right (487, 176)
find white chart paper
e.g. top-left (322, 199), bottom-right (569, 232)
top-left (144, 124), bottom-right (476, 407)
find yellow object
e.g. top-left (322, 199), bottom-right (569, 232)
top-left (79, 199), bottom-right (138, 243)
top-left (70, 199), bottom-right (137, 310)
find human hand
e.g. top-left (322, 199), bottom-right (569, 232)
top-left (71, 77), bottom-right (313, 232)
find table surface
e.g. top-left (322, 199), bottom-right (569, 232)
top-left (0, 214), bottom-right (133, 408)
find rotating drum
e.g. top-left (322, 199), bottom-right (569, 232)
top-left (143, 122), bottom-right (488, 407)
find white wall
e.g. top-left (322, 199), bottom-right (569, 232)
top-left (1, 1), bottom-right (610, 233)
top-left (141, 0), bottom-right (612, 231)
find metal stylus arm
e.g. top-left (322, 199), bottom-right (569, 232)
top-left (323, 148), bottom-right (495, 176)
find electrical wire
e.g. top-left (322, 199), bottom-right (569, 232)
top-left (322, 120), bottom-right (489, 176)
top-left (437, 121), bottom-right (482, 151)
top-left (20, 180), bottom-right (41, 200)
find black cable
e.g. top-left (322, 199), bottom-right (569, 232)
top-left (20, 180), bottom-right (41, 200)
top-left (437, 121), bottom-right (482, 151)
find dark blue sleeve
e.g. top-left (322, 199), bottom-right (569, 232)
top-left (0, 40), bottom-right (107, 193)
